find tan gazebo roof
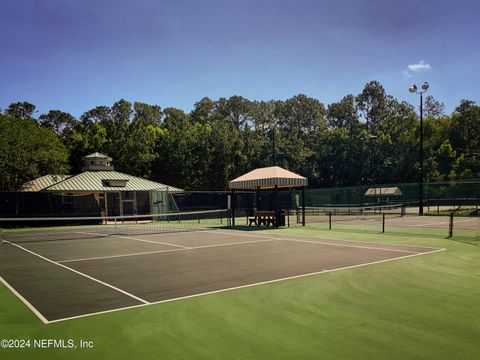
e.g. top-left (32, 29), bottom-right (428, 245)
top-left (229, 166), bottom-right (308, 190)
top-left (365, 187), bottom-right (402, 196)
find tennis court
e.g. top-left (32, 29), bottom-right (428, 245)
top-left (302, 205), bottom-right (479, 241)
top-left (0, 214), bottom-right (442, 323)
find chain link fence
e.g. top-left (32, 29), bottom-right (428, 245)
top-left (303, 205), bottom-right (479, 245)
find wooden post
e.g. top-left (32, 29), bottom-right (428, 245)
top-left (273, 185), bottom-right (278, 228)
top-left (230, 189), bottom-right (235, 227)
top-left (302, 187), bottom-right (306, 226)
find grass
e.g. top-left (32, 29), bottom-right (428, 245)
top-left (1, 225), bottom-right (480, 359)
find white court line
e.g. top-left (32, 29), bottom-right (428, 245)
top-left (47, 248), bottom-right (446, 324)
top-left (78, 231), bottom-right (191, 249)
top-left (205, 230), bottom-right (422, 254)
top-left (58, 248), bottom-right (185, 263)
top-left (278, 237), bottom-right (420, 254)
top-left (58, 238), bottom-right (281, 263)
top-left (2, 240), bottom-right (149, 305)
top-left (116, 234), bottom-right (192, 249)
top-left (208, 229), bottom-right (443, 250)
top-left (78, 230), bottom-right (418, 255)
top-left (0, 275), bottom-right (49, 324)
top-left (5, 231), bottom-right (77, 238)
top-left (399, 219), bottom-right (476, 227)
top-left (400, 222), bottom-right (450, 227)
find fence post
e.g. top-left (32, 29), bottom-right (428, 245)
top-left (329, 212), bottom-right (332, 230)
top-left (448, 213), bottom-right (454, 238)
top-left (382, 213), bottom-right (385, 233)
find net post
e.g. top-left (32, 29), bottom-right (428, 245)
top-left (448, 213), bottom-right (454, 238)
top-left (382, 213), bottom-right (385, 233)
top-left (328, 212), bottom-right (332, 230)
top-left (114, 217), bottom-right (117, 237)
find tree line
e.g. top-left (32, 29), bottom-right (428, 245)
top-left (0, 81), bottom-right (479, 191)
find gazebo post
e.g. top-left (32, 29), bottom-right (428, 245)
top-left (302, 186), bottom-right (306, 226)
top-left (256, 186), bottom-right (260, 211)
top-left (273, 185), bottom-right (278, 228)
top-left (230, 189), bottom-right (235, 227)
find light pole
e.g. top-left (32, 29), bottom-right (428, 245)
top-left (409, 81), bottom-right (429, 216)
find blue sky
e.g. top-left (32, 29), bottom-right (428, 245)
top-left (0, 0), bottom-right (479, 118)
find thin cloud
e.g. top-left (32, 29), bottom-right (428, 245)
top-left (404, 60), bottom-right (431, 77)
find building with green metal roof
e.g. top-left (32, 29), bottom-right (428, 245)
top-left (21, 153), bottom-right (182, 217)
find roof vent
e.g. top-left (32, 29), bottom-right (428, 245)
top-left (102, 179), bottom-right (128, 187)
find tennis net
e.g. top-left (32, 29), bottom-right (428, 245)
top-left (0, 209), bottom-right (231, 244)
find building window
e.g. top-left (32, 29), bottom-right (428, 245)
top-left (90, 161), bottom-right (94, 165)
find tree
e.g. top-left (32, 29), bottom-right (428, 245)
top-left (38, 110), bottom-right (77, 134)
top-left (80, 106), bottom-right (112, 125)
top-left (356, 81), bottom-right (387, 132)
top-left (326, 94), bottom-right (361, 133)
top-left (4, 102), bottom-right (36, 120)
top-left (3, 85), bottom-right (477, 192)
top-left (153, 107), bottom-right (210, 189)
top-left (275, 94), bottom-right (327, 176)
top-left (424, 95), bottom-right (445, 119)
top-left (450, 100), bottom-right (480, 155)
top-left (190, 97), bottom-right (216, 125)
top-left (0, 114), bottom-right (69, 190)
top-left (133, 102), bottom-right (162, 126)
top-left (435, 140), bottom-right (457, 180)
top-left (72, 100), bottom-right (161, 177)
top-left (215, 96), bottom-right (252, 129)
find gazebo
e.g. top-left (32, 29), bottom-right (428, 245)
top-left (228, 166), bottom-right (308, 227)
top-left (365, 187), bottom-right (403, 204)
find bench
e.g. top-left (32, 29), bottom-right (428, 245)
top-left (249, 210), bottom-right (276, 227)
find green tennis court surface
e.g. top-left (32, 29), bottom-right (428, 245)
top-left (1, 222), bottom-right (479, 360)
top-left (1, 228), bottom-right (439, 322)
